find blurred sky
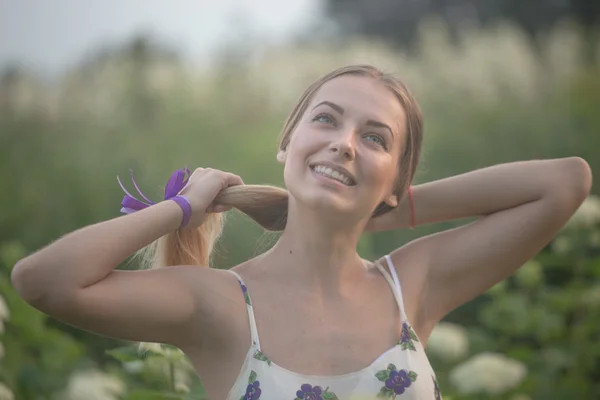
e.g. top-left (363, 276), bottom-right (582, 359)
top-left (0, 0), bottom-right (320, 76)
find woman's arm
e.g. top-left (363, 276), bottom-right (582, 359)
top-left (371, 157), bottom-right (591, 232)
top-left (13, 201), bottom-right (183, 299)
top-left (11, 168), bottom-right (243, 346)
top-left (383, 157), bottom-right (592, 330)
top-left (11, 201), bottom-right (208, 345)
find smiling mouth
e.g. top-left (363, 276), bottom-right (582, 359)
top-left (310, 164), bottom-right (356, 186)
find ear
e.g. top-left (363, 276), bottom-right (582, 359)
top-left (383, 193), bottom-right (398, 208)
top-left (276, 150), bottom-right (287, 164)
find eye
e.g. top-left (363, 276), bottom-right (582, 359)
top-left (364, 134), bottom-right (387, 149)
top-left (312, 113), bottom-right (336, 126)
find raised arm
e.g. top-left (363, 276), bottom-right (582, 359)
top-left (374, 157), bottom-right (592, 333)
top-left (11, 168), bottom-right (243, 347)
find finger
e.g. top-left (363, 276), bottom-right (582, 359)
top-left (206, 201), bottom-right (232, 213)
top-left (222, 173), bottom-right (244, 188)
top-left (210, 204), bottom-right (233, 213)
top-left (190, 167), bottom-right (205, 177)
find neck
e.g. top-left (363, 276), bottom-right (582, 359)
top-left (264, 199), bottom-right (369, 294)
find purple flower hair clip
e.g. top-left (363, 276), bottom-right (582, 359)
top-left (117, 168), bottom-right (192, 228)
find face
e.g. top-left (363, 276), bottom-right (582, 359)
top-left (279, 75), bottom-right (407, 219)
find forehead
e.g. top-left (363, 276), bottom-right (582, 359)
top-left (308, 75), bottom-right (407, 135)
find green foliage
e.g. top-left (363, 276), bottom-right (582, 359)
top-left (426, 213), bottom-right (600, 400)
top-left (0, 23), bottom-right (599, 399)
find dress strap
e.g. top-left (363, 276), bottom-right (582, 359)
top-left (374, 255), bottom-right (408, 320)
top-left (228, 270), bottom-right (262, 350)
top-left (384, 255), bottom-right (403, 303)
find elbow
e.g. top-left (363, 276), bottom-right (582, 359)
top-left (11, 259), bottom-right (43, 305)
top-left (12, 258), bottom-right (81, 315)
top-left (565, 157), bottom-right (593, 203)
top-left (11, 258), bottom-right (62, 309)
top-left (549, 157), bottom-right (593, 207)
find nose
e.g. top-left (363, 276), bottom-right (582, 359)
top-left (329, 128), bottom-right (356, 161)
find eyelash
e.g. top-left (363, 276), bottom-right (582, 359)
top-left (312, 113), bottom-right (336, 126)
top-left (311, 113), bottom-right (388, 150)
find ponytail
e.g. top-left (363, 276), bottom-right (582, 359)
top-left (137, 185), bottom-right (289, 269)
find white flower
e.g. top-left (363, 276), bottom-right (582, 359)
top-left (138, 342), bottom-right (189, 365)
top-left (65, 370), bottom-right (124, 400)
top-left (449, 352), bottom-right (527, 395)
top-left (138, 342), bottom-right (165, 355)
top-left (142, 355), bottom-right (193, 391)
top-left (0, 383), bottom-right (14, 400)
top-left (426, 322), bottom-right (469, 362)
top-left (0, 296), bottom-right (10, 322)
top-left (174, 366), bottom-right (192, 393)
top-left (175, 377), bottom-right (190, 394)
top-left (122, 360), bottom-right (144, 374)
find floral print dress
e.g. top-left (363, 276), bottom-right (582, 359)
top-left (226, 255), bottom-right (442, 400)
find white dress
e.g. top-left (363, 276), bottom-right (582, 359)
top-left (226, 255), bottom-right (442, 400)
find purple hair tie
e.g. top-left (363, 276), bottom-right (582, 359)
top-left (117, 168), bottom-right (192, 229)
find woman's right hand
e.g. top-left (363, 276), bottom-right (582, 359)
top-left (11, 166), bottom-right (245, 349)
top-left (178, 167), bottom-right (244, 228)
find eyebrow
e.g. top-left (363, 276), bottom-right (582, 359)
top-left (312, 100), bottom-right (395, 137)
top-left (313, 101), bottom-right (344, 115)
top-left (366, 120), bottom-right (394, 138)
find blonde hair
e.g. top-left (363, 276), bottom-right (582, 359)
top-left (137, 65), bottom-right (423, 269)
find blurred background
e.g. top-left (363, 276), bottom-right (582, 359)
top-left (1, 0), bottom-right (599, 399)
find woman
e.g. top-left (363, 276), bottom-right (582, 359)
top-left (11, 65), bottom-right (592, 399)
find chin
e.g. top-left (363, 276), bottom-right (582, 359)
top-left (284, 167), bottom-right (371, 217)
top-left (288, 186), bottom-right (365, 218)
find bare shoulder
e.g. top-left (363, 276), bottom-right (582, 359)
top-left (49, 264), bottom-right (248, 349)
top-left (176, 266), bottom-right (248, 340)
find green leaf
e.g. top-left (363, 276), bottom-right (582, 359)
top-left (408, 341), bottom-right (416, 351)
top-left (249, 370), bottom-right (257, 383)
top-left (375, 370), bottom-right (390, 381)
top-left (589, 258), bottom-right (600, 278)
top-left (253, 350), bottom-right (271, 365)
top-left (377, 387), bottom-right (394, 398)
top-left (408, 371), bottom-right (418, 382)
top-left (183, 377), bottom-right (207, 400)
top-left (322, 391), bottom-right (339, 400)
top-left (106, 346), bottom-right (143, 362)
top-left (387, 363), bottom-right (397, 371)
top-left (409, 328), bottom-right (419, 342)
top-left (244, 292), bottom-right (252, 305)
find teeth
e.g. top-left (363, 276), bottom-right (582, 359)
top-left (312, 165), bottom-right (352, 185)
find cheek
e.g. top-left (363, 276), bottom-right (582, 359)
top-left (282, 139), bottom-right (308, 186)
top-left (285, 129), bottom-right (321, 166)
top-left (365, 160), bottom-right (398, 197)
top-left (368, 157), bottom-right (396, 181)
top-left (289, 126), bottom-right (319, 151)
